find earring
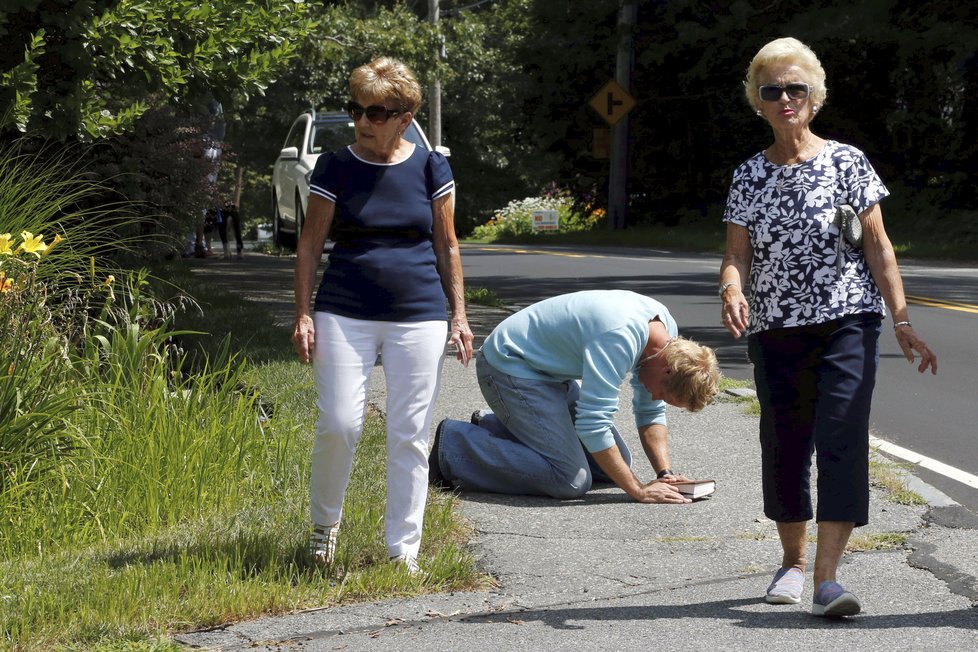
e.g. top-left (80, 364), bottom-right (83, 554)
top-left (813, 105), bottom-right (820, 113)
top-left (755, 109), bottom-right (763, 117)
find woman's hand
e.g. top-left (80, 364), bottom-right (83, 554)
top-left (292, 314), bottom-right (316, 363)
top-left (448, 315), bottom-right (474, 367)
top-left (894, 325), bottom-right (938, 375)
top-left (721, 284), bottom-right (750, 339)
top-left (720, 223), bottom-right (752, 339)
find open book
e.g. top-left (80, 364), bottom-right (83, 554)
top-left (673, 479), bottom-right (716, 500)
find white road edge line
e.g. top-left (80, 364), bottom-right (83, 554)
top-left (870, 435), bottom-right (978, 489)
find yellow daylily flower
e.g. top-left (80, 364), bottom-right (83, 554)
top-left (0, 233), bottom-right (13, 255)
top-left (17, 231), bottom-right (49, 257)
top-left (103, 275), bottom-right (115, 286)
top-left (41, 233), bottom-right (63, 256)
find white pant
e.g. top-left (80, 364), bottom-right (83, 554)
top-left (310, 312), bottom-right (447, 558)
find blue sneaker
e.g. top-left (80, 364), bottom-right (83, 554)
top-left (765, 567), bottom-right (804, 604)
top-left (812, 580), bottom-right (861, 617)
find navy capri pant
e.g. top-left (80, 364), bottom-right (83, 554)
top-left (748, 313), bottom-right (882, 527)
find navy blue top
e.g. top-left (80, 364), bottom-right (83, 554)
top-left (308, 144), bottom-right (455, 321)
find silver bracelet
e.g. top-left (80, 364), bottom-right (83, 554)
top-left (893, 321), bottom-right (912, 329)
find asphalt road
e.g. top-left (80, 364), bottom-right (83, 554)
top-left (458, 243), bottom-right (978, 514)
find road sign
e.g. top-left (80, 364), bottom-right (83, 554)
top-left (588, 79), bottom-right (636, 126)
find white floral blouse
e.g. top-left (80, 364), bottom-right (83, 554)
top-left (723, 140), bottom-right (889, 335)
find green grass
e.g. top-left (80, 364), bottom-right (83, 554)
top-left (869, 459), bottom-right (927, 506)
top-left (464, 220), bottom-right (727, 254)
top-left (464, 213), bottom-right (978, 263)
top-left (846, 532), bottom-right (910, 552)
top-left (465, 285), bottom-right (507, 309)
top-left (0, 263), bottom-right (487, 651)
top-left (717, 375), bottom-right (760, 415)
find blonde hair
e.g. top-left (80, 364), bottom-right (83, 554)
top-left (661, 337), bottom-right (720, 412)
top-left (349, 57), bottom-right (422, 114)
top-left (744, 37), bottom-right (827, 112)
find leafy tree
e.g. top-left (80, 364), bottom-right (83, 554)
top-left (500, 0), bottom-right (978, 234)
top-left (0, 0), bottom-right (315, 142)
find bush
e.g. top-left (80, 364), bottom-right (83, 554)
top-left (471, 187), bottom-right (605, 240)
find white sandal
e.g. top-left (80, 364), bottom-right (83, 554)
top-left (309, 523), bottom-right (339, 566)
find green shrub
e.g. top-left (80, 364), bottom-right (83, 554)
top-left (471, 188), bottom-right (604, 240)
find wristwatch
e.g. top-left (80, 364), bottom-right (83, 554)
top-left (719, 282), bottom-right (738, 298)
top-left (656, 468), bottom-right (675, 479)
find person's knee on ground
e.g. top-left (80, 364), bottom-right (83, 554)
top-left (546, 465), bottom-right (592, 499)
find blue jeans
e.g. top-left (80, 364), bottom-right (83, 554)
top-left (748, 314), bottom-right (882, 526)
top-left (436, 351), bottom-right (632, 498)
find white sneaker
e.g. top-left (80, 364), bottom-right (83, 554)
top-left (309, 523), bottom-right (339, 567)
top-left (389, 554), bottom-right (425, 576)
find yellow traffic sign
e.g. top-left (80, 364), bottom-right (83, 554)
top-left (589, 79), bottom-right (635, 125)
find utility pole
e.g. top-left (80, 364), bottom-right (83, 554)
top-left (428, 0), bottom-right (442, 147)
top-left (607, 2), bottom-right (636, 230)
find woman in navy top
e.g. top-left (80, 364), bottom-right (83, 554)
top-left (292, 57), bottom-right (473, 576)
top-left (719, 38), bottom-right (936, 617)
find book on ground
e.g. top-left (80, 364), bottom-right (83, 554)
top-left (674, 479), bottom-right (716, 500)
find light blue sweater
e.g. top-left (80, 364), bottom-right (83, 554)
top-left (481, 290), bottom-right (677, 453)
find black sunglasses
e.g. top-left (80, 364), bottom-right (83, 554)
top-left (758, 83), bottom-right (810, 102)
top-left (345, 100), bottom-right (403, 124)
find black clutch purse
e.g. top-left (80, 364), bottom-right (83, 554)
top-left (834, 204), bottom-right (862, 274)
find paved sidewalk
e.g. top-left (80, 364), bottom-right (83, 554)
top-left (179, 257), bottom-right (978, 651)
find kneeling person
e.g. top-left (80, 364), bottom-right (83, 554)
top-left (430, 290), bottom-right (719, 503)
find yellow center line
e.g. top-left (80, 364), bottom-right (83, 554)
top-left (906, 295), bottom-right (978, 314)
top-left (465, 247), bottom-right (977, 314)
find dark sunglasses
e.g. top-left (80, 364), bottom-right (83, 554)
top-left (345, 100), bottom-right (403, 124)
top-left (758, 83), bottom-right (810, 102)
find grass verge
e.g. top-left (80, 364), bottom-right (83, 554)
top-left (0, 262), bottom-right (487, 650)
top-left (465, 285), bottom-right (507, 309)
top-left (869, 459), bottom-right (927, 506)
top-left (464, 210), bottom-right (978, 263)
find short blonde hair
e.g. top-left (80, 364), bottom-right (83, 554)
top-left (744, 37), bottom-right (827, 112)
top-left (349, 57), bottom-right (422, 114)
top-left (661, 337), bottom-right (720, 412)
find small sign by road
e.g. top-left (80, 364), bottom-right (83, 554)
top-left (531, 209), bottom-right (559, 232)
top-left (588, 79), bottom-right (636, 126)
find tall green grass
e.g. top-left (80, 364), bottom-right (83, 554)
top-left (0, 146), bottom-right (485, 648)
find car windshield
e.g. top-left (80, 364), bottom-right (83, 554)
top-left (309, 117), bottom-right (428, 155)
top-left (310, 120), bottom-right (353, 154)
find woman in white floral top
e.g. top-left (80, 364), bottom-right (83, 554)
top-left (719, 37), bottom-right (937, 618)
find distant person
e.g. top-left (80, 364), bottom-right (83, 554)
top-left (719, 37), bottom-right (937, 618)
top-left (429, 290), bottom-right (720, 504)
top-left (214, 202), bottom-right (243, 260)
top-left (292, 57), bottom-right (473, 576)
top-left (191, 98), bottom-right (226, 258)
